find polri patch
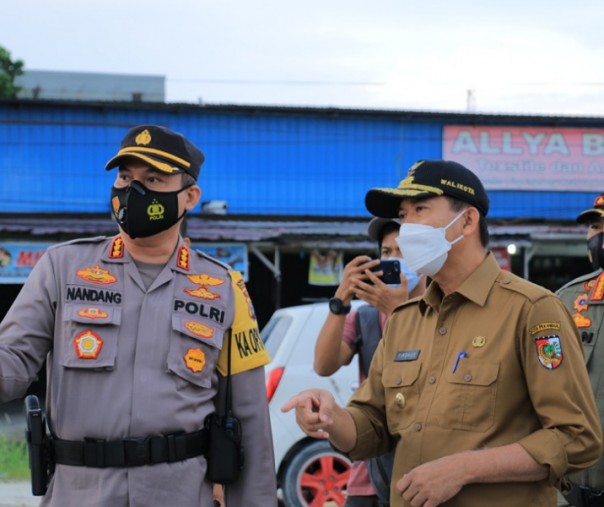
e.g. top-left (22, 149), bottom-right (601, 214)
top-left (535, 335), bottom-right (563, 370)
top-left (395, 350), bottom-right (420, 362)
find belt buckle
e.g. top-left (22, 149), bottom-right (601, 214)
top-left (123, 437), bottom-right (150, 467)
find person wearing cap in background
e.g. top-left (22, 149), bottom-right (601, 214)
top-left (556, 193), bottom-right (604, 507)
top-left (0, 125), bottom-right (277, 506)
top-left (314, 217), bottom-right (426, 507)
top-left (283, 160), bottom-right (602, 506)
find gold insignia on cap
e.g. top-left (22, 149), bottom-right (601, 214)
top-left (407, 160), bottom-right (424, 176)
top-left (472, 336), bottom-right (486, 347)
top-left (135, 129), bottom-right (152, 146)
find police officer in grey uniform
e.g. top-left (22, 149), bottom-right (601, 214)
top-left (557, 193), bottom-right (604, 507)
top-left (0, 125), bottom-right (277, 506)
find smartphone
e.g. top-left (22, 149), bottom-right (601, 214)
top-left (370, 259), bottom-right (401, 284)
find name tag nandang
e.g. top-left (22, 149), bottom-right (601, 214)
top-left (395, 350), bottom-right (421, 362)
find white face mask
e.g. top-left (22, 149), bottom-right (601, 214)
top-left (395, 210), bottom-right (466, 276)
top-left (386, 257), bottom-right (420, 291)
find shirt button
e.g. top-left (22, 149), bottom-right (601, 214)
top-left (414, 423), bottom-right (422, 432)
top-left (438, 327), bottom-right (447, 335)
top-left (395, 377), bottom-right (402, 386)
top-left (428, 375), bottom-right (436, 384)
top-left (395, 393), bottom-right (406, 407)
top-left (463, 374), bottom-right (472, 382)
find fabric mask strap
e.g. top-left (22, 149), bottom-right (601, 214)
top-left (444, 209), bottom-right (467, 246)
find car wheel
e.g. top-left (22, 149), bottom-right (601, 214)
top-left (281, 439), bottom-right (351, 507)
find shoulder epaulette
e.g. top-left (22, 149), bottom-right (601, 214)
top-left (556, 269), bottom-right (603, 294)
top-left (498, 272), bottom-right (554, 303)
top-left (191, 248), bottom-right (231, 272)
top-left (46, 236), bottom-right (109, 252)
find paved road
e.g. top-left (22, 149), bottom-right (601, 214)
top-left (0, 482), bottom-right (38, 507)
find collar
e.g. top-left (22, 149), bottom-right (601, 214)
top-left (102, 234), bottom-right (192, 274)
top-left (419, 252), bottom-right (502, 315)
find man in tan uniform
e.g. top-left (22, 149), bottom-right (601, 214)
top-left (0, 125), bottom-right (277, 506)
top-left (283, 160), bottom-right (602, 507)
top-left (557, 193), bottom-right (604, 507)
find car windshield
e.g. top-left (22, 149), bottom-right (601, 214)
top-left (261, 314), bottom-right (293, 357)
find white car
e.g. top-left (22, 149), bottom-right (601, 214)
top-left (263, 302), bottom-right (362, 507)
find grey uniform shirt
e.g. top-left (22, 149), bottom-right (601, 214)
top-left (557, 268), bottom-right (604, 491)
top-left (0, 235), bottom-right (277, 507)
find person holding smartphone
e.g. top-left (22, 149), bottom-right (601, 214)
top-left (314, 217), bottom-right (426, 507)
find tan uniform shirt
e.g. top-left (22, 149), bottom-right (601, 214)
top-left (345, 253), bottom-right (602, 507)
top-left (557, 269), bottom-right (604, 490)
top-left (0, 236), bottom-right (277, 507)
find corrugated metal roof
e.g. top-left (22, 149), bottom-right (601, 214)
top-left (0, 215), bottom-right (586, 248)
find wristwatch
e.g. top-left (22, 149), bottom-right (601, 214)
top-left (328, 297), bottom-right (351, 315)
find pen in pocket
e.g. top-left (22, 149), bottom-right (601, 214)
top-left (452, 351), bottom-right (468, 373)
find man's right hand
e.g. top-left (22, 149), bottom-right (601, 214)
top-left (334, 255), bottom-right (380, 303)
top-left (281, 389), bottom-right (336, 439)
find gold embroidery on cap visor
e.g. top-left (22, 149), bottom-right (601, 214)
top-left (108, 146), bottom-right (191, 174)
top-left (374, 182), bottom-right (446, 198)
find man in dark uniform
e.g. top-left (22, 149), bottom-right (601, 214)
top-left (0, 125), bottom-right (277, 506)
top-left (557, 193), bottom-right (604, 507)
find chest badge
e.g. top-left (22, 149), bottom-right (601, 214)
top-left (77, 307), bottom-right (109, 320)
top-left (472, 336), bottom-right (486, 347)
top-left (77, 265), bottom-right (117, 285)
top-left (184, 347), bottom-right (206, 373)
top-left (74, 330), bottom-right (103, 359)
top-left (184, 321), bottom-right (215, 339)
top-left (185, 274), bottom-right (225, 300)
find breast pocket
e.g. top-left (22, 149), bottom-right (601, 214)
top-left (167, 314), bottom-right (226, 389)
top-left (383, 362), bottom-right (422, 433)
top-left (59, 304), bottom-right (121, 370)
top-left (435, 361), bottom-right (500, 432)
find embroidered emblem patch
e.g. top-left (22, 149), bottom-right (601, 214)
top-left (529, 322), bottom-right (561, 335)
top-left (472, 336), bottom-right (486, 347)
top-left (184, 347), bottom-right (206, 373)
top-left (177, 246), bottom-right (190, 270)
top-left (77, 307), bottom-right (109, 320)
top-left (573, 294), bottom-right (589, 313)
top-left (74, 330), bottom-right (103, 359)
top-left (535, 335), bottom-right (563, 370)
top-left (77, 265), bottom-right (117, 285)
top-left (573, 312), bottom-right (592, 328)
top-left (109, 236), bottom-right (125, 258)
top-left (184, 274), bottom-right (225, 300)
top-left (184, 321), bottom-right (215, 339)
top-left (592, 273), bottom-right (604, 302)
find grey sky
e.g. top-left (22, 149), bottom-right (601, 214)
top-left (4, 0), bottom-right (604, 115)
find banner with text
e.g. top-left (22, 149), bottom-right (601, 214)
top-left (443, 126), bottom-right (604, 191)
top-left (0, 243), bottom-right (48, 283)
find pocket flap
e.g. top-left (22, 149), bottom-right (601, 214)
top-left (171, 314), bottom-right (224, 349)
top-left (445, 362), bottom-right (499, 386)
top-left (383, 362), bottom-right (421, 387)
top-left (65, 304), bottom-right (121, 326)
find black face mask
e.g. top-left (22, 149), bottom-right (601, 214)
top-left (110, 180), bottom-right (189, 239)
top-left (587, 232), bottom-right (604, 271)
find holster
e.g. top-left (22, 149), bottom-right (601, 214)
top-left (204, 411), bottom-right (244, 484)
top-left (24, 395), bottom-right (54, 496)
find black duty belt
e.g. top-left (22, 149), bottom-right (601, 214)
top-left (564, 482), bottom-right (604, 507)
top-left (52, 429), bottom-right (208, 468)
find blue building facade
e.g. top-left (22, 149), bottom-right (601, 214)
top-left (2, 100), bottom-right (601, 220)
